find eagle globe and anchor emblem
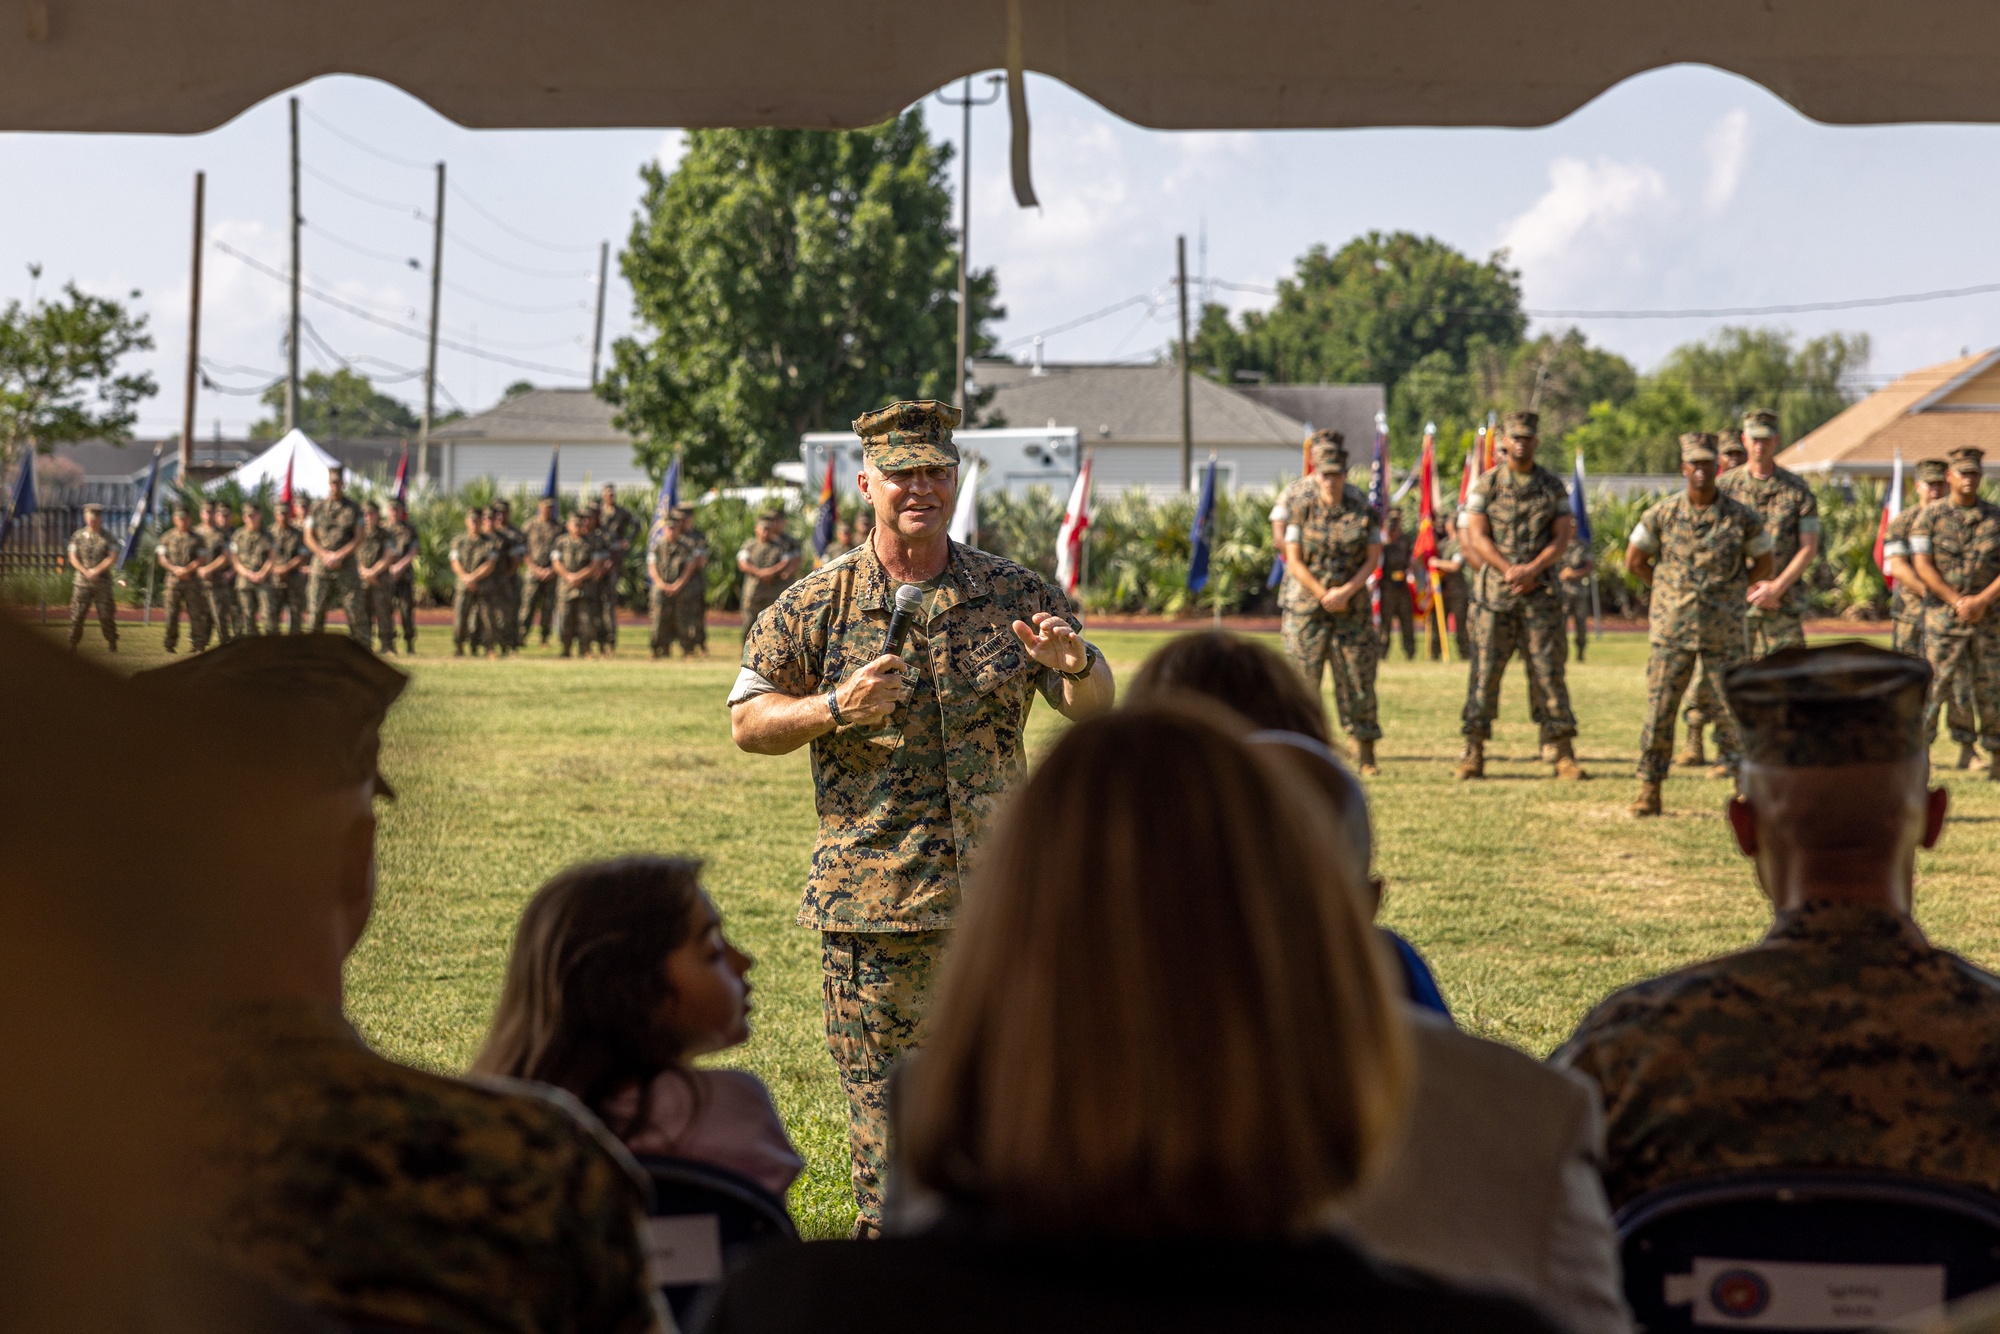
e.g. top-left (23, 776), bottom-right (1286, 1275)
top-left (1709, 1267), bottom-right (1773, 1319)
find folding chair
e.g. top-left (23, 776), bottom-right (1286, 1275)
top-left (1618, 1169), bottom-right (2000, 1332)
top-left (635, 1154), bottom-right (799, 1330)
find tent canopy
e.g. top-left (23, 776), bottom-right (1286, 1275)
top-left (5, 1), bottom-right (2000, 136)
top-left (216, 430), bottom-right (342, 499)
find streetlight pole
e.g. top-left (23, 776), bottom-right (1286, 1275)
top-left (935, 74), bottom-right (1004, 414)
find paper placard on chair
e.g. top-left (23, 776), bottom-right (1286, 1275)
top-left (645, 1213), bottom-right (725, 1287)
top-left (1676, 1257), bottom-right (1945, 1328)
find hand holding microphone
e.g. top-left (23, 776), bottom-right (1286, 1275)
top-left (832, 585), bottom-right (922, 727)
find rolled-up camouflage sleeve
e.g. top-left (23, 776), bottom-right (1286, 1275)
top-left (731, 590), bottom-right (822, 705)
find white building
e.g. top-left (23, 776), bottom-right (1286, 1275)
top-left (799, 427), bottom-right (1083, 501)
top-left (430, 388), bottom-right (646, 495)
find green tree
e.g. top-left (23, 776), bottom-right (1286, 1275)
top-left (252, 368), bottom-right (420, 440)
top-left (1565, 379), bottom-right (1708, 474)
top-left (0, 270), bottom-right (156, 466)
top-left (1191, 232), bottom-right (1526, 403)
top-left (607, 112), bottom-right (1004, 487)
top-left (1654, 326), bottom-right (1870, 443)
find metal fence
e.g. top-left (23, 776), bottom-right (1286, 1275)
top-left (0, 482), bottom-right (147, 582)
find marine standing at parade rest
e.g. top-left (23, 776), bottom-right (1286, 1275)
top-left (229, 504), bottom-right (275, 637)
top-left (355, 503), bottom-right (397, 654)
top-left (818, 516), bottom-right (854, 568)
top-left (196, 501), bottom-right (238, 644)
top-left (156, 503), bottom-right (212, 654)
top-left (738, 508), bottom-right (802, 632)
top-left (551, 508), bottom-right (601, 658)
top-left (384, 498), bottom-right (419, 655)
top-left (65, 502), bottom-right (119, 652)
top-left (1884, 460), bottom-right (1978, 768)
top-left (1268, 428), bottom-right (1341, 575)
top-left (1911, 445), bottom-right (2000, 775)
top-left (268, 500), bottom-right (308, 635)
top-left (306, 468), bottom-right (366, 639)
top-left (476, 507), bottom-right (517, 656)
top-left (490, 499), bottom-right (526, 652)
top-left (1377, 508), bottom-right (1417, 662)
top-left (1279, 432), bottom-right (1385, 775)
top-left (1557, 535), bottom-right (1594, 662)
top-left (1624, 433), bottom-right (1774, 817)
top-left (519, 496), bottom-right (562, 648)
top-left (449, 508), bottom-right (498, 657)
top-left (595, 484), bottom-right (638, 653)
top-left (673, 504), bottom-right (710, 655)
top-left (1428, 518), bottom-right (1472, 661)
top-left (728, 399), bottom-right (1115, 1235)
top-left (1458, 410), bottom-right (1587, 781)
top-left (647, 507), bottom-right (707, 659)
top-left (1724, 408), bottom-right (1819, 656)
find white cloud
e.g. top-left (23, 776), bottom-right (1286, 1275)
top-left (1500, 156), bottom-right (1670, 276)
top-left (656, 130), bottom-right (688, 173)
top-left (1703, 109), bottom-right (1751, 212)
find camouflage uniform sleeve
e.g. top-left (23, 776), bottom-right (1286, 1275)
top-left (1797, 482), bottom-right (1821, 539)
top-left (1024, 570), bottom-right (1086, 709)
top-left (736, 588), bottom-right (822, 698)
top-left (1742, 508), bottom-right (1773, 560)
top-left (561, 1141), bottom-right (672, 1334)
top-left (1910, 503), bottom-right (1938, 554)
top-left (1629, 502), bottom-right (1665, 555)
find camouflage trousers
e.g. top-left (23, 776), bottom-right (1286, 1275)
top-left (206, 580), bottom-right (239, 643)
top-left (1899, 610), bottom-right (1974, 745)
top-left (678, 590), bottom-right (708, 653)
top-left (161, 577), bottom-right (211, 652)
top-left (391, 579), bottom-right (416, 649)
top-left (68, 577), bottom-right (117, 649)
top-left (1563, 590), bottom-right (1592, 660)
top-left (268, 574), bottom-right (306, 635)
top-left (1282, 608), bottom-right (1381, 741)
top-left (452, 583), bottom-right (493, 652)
top-left (520, 575), bottom-right (558, 645)
top-left (1924, 611), bottom-right (2000, 751)
top-left (556, 591), bottom-right (598, 654)
top-left (236, 581), bottom-right (271, 635)
top-left (1379, 579), bottom-right (1416, 660)
top-left (1462, 595), bottom-right (1576, 742)
top-left (1430, 580), bottom-right (1471, 661)
top-left (308, 563), bottom-right (366, 639)
top-left (492, 573), bottom-right (521, 649)
top-left (649, 588), bottom-right (692, 657)
top-left (596, 576), bottom-right (621, 648)
top-left (1639, 638), bottom-right (1746, 780)
top-left (1687, 612), bottom-right (1808, 729)
top-left (361, 581), bottom-right (400, 652)
top-left (743, 584), bottom-right (782, 635)
top-left (822, 930), bottom-right (944, 1231)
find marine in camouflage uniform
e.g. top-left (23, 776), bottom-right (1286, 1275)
top-left (1555, 644), bottom-right (2000, 1210)
top-left (155, 508), bottom-right (212, 653)
top-left (1722, 408), bottom-right (1819, 658)
top-left (729, 399), bottom-right (1111, 1232)
top-left (1280, 435), bottom-right (1385, 773)
top-left (551, 511), bottom-right (601, 657)
top-left (1457, 411), bottom-right (1586, 780)
top-left (306, 475), bottom-right (366, 639)
top-left (229, 507), bottom-right (276, 636)
top-left (1884, 463), bottom-right (1977, 766)
top-left (267, 504), bottom-right (309, 635)
top-left (476, 508), bottom-right (517, 656)
top-left (1377, 510), bottom-right (1417, 662)
top-left (353, 504), bottom-right (398, 654)
top-left (200, 1001), bottom-right (666, 1334)
top-left (1429, 522), bottom-right (1472, 661)
top-left (647, 510), bottom-right (708, 658)
top-left (488, 500), bottom-right (525, 651)
top-left (675, 507), bottom-right (712, 655)
top-left (518, 498), bottom-right (563, 648)
top-left (449, 509), bottom-right (498, 657)
top-left (595, 487), bottom-right (638, 651)
top-left (1625, 434), bottom-right (1773, 816)
top-left (65, 503), bottom-right (119, 651)
top-left (1912, 445), bottom-right (2000, 770)
top-left (196, 504), bottom-right (238, 644)
top-left (1557, 536), bottom-right (1594, 661)
top-left (738, 509), bottom-right (802, 632)
top-left (384, 500), bottom-right (419, 654)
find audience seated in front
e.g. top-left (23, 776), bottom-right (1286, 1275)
top-left (1555, 643), bottom-right (2000, 1210)
top-left (710, 703), bottom-right (1565, 1334)
top-left (133, 636), bottom-right (669, 1334)
top-left (1125, 629), bottom-right (1450, 1018)
top-left (472, 855), bottom-right (803, 1200)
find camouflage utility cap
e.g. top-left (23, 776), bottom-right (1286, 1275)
top-left (1310, 438), bottom-right (1347, 471)
top-left (82, 502), bottom-right (103, 515)
top-left (1722, 438), bottom-right (1749, 462)
top-left (1742, 408), bottom-right (1779, 439)
top-left (759, 506), bottom-right (788, 523)
top-left (1951, 446), bottom-right (1985, 476)
top-left (672, 503), bottom-right (696, 518)
top-left (1503, 410), bottom-right (1539, 438)
top-left (854, 399), bottom-right (961, 471)
top-left (1917, 458), bottom-right (1951, 484)
top-left (1679, 432), bottom-right (1719, 463)
top-left (1724, 642), bottom-right (1930, 767)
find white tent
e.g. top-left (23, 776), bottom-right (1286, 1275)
top-left (215, 429), bottom-right (342, 498)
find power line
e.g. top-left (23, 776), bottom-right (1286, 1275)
top-left (1205, 277), bottom-right (2000, 319)
top-left (995, 290), bottom-right (1162, 352)
top-left (301, 162), bottom-right (428, 219)
top-left (447, 180), bottom-right (602, 254)
top-left (306, 221), bottom-right (422, 270)
top-left (300, 104), bottom-right (434, 172)
top-left (443, 280), bottom-right (589, 315)
top-left (299, 319), bottom-right (428, 383)
top-left (447, 230), bottom-right (596, 280)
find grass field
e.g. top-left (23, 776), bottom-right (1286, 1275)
top-left (55, 617), bottom-right (2000, 1239)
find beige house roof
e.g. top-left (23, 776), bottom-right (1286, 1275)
top-left (1779, 350), bottom-right (2000, 475)
top-left (432, 388), bottom-right (630, 445)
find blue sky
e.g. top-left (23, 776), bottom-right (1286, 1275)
top-left (6, 62), bottom-right (2000, 440)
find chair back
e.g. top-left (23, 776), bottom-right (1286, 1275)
top-left (635, 1154), bottom-right (798, 1330)
top-left (1618, 1170), bottom-right (2000, 1332)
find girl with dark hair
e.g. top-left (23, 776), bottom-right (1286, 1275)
top-left (472, 856), bottom-right (801, 1197)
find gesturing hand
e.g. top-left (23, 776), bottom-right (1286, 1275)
top-left (836, 654), bottom-right (909, 725)
top-left (1013, 613), bottom-right (1089, 674)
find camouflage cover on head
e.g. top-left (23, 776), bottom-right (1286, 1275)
top-left (1721, 436), bottom-right (1749, 460)
top-left (1950, 446), bottom-right (1986, 476)
top-left (1309, 428), bottom-right (1348, 472)
top-left (82, 502), bottom-right (104, 514)
top-left (758, 506), bottom-right (789, 523)
top-left (853, 399), bottom-right (961, 470)
top-left (1503, 410), bottom-right (1539, 438)
top-left (1679, 432), bottom-right (1719, 463)
top-left (1742, 407), bottom-right (1779, 439)
top-left (1723, 642), bottom-right (1930, 766)
top-left (1917, 458), bottom-right (1950, 484)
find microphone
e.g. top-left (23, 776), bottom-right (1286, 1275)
top-left (883, 583), bottom-right (923, 657)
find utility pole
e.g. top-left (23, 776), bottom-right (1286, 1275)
top-left (418, 160), bottom-right (445, 486)
top-left (180, 171), bottom-right (205, 478)
top-left (589, 239), bottom-right (608, 389)
top-left (286, 97), bottom-right (301, 433)
top-left (935, 75), bottom-right (1003, 413)
top-left (1178, 234), bottom-right (1193, 492)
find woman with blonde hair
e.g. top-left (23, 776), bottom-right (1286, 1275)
top-left (710, 704), bottom-right (1563, 1333)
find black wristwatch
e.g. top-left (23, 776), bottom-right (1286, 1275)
top-left (1058, 642), bottom-right (1099, 683)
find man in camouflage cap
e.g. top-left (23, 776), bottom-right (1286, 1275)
top-left (1623, 433), bottom-right (1773, 816)
top-left (228, 502), bottom-right (275, 637)
top-left (155, 503), bottom-right (212, 654)
top-left (551, 505), bottom-right (601, 657)
top-left (131, 637), bottom-right (668, 1334)
top-left (1279, 429), bottom-right (1386, 772)
top-left (646, 503), bottom-right (708, 659)
top-left (594, 484), bottom-right (638, 653)
top-left (195, 500), bottom-right (238, 645)
top-left (518, 495), bottom-right (563, 648)
top-left (267, 498), bottom-right (309, 635)
top-left (672, 503), bottom-right (711, 655)
top-left (1883, 459), bottom-right (1978, 767)
top-left (1723, 407), bottom-right (1819, 656)
top-left (448, 507), bottom-right (497, 657)
top-left (305, 467), bottom-right (366, 640)
top-left (1457, 410), bottom-right (1587, 780)
top-left (1554, 643), bottom-right (2000, 1210)
top-left (1678, 427), bottom-right (1769, 764)
top-left (1912, 445), bottom-right (2000, 773)
top-left (1269, 427), bottom-right (1347, 556)
top-left (737, 505), bottom-right (802, 633)
top-left (65, 502), bottom-right (119, 652)
top-left (729, 398), bottom-right (1114, 1234)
